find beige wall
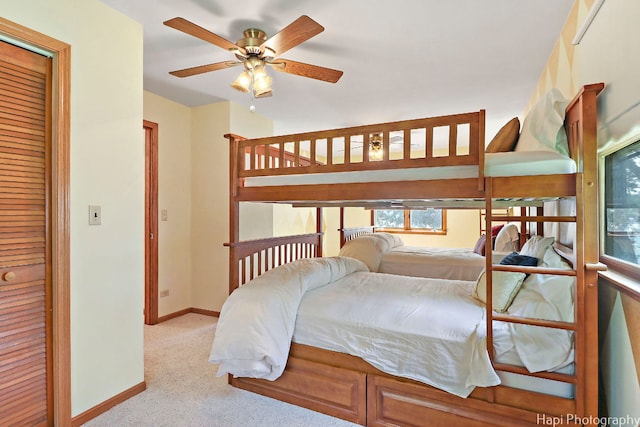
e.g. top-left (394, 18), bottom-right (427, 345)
top-left (191, 101), bottom-right (273, 312)
top-left (530, 0), bottom-right (640, 420)
top-left (0, 0), bottom-right (146, 416)
top-left (142, 94), bottom-right (274, 315)
top-left (143, 92), bottom-right (193, 317)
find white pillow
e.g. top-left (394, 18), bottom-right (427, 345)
top-left (473, 271), bottom-right (526, 313)
top-left (494, 223), bottom-right (520, 252)
top-left (338, 235), bottom-right (389, 272)
top-left (542, 246), bottom-right (571, 269)
top-left (507, 273), bottom-right (575, 372)
top-left (519, 235), bottom-right (555, 263)
top-left (515, 88), bottom-right (570, 155)
top-left (370, 232), bottom-right (404, 249)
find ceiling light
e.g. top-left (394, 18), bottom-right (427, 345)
top-left (370, 133), bottom-right (383, 160)
top-left (230, 71), bottom-right (251, 92)
top-left (253, 73), bottom-right (272, 97)
top-left (230, 57), bottom-right (273, 102)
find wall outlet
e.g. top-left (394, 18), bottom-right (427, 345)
top-left (159, 289), bottom-right (169, 298)
top-left (161, 209), bottom-right (168, 221)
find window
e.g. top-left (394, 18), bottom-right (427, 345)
top-left (603, 139), bottom-right (640, 272)
top-left (374, 208), bottom-right (446, 234)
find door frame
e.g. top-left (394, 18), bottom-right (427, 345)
top-left (0, 17), bottom-right (71, 425)
top-left (144, 120), bottom-right (159, 325)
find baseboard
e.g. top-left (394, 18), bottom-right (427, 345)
top-left (189, 307), bottom-right (220, 317)
top-left (70, 309), bottom-right (217, 425)
top-left (71, 381), bottom-right (146, 426)
top-left (157, 307), bottom-right (220, 323)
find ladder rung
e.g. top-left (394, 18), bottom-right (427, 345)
top-left (492, 313), bottom-right (576, 331)
top-left (492, 362), bottom-right (577, 384)
top-left (491, 215), bottom-right (576, 223)
top-left (491, 264), bottom-right (576, 276)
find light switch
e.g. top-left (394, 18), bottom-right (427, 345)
top-left (89, 205), bottom-right (101, 225)
top-left (161, 209), bottom-right (168, 221)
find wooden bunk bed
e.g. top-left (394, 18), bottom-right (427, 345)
top-left (220, 83), bottom-right (604, 427)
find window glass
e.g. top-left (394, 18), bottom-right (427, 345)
top-left (373, 210), bottom-right (404, 228)
top-left (374, 208), bottom-right (445, 233)
top-left (604, 140), bottom-right (640, 266)
top-left (410, 209), bottom-right (443, 230)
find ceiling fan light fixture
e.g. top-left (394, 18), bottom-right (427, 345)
top-left (230, 71), bottom-right (251, 93)
top-left (253, 73), bottom-right (273, 97)
top-left (254, 87), bottom-right (273, 98)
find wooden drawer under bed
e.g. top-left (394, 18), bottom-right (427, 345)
top-left (230, 344), bottom-right (576, 427)
top-left (231, 357), bottom-right (367, 425)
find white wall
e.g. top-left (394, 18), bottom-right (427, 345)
top-left (578, 0), bottom-right (640, 152)
top-left (143, 91), bottom-right (192, 317)
top-left (0, 0), bottom-right (146, 416)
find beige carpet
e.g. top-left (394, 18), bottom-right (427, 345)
top-left (83, 313), bottom-right (358, 427)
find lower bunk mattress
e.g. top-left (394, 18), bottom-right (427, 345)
top-left (210, 257), bottom-right (575, 401)
top-left (292, 270), bottom-right (574, 399)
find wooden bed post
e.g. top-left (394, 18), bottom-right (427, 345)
top-left (316, 207), bottom-right (323, 257)
top-left (339, 207), bottom-right (345, 248)
top-left (565, 83), bottom-right (605, 423)
top-left (225, 133), bottom-right (244, 294)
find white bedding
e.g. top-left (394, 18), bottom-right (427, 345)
top-left (209, 257), bottom-right (368, 380)
top-left (339, 234), bottom-right (507, 281)
top-left (243, 150), bottom-right (576, 187)
top-left (292, 272), bottom-right (500, 397)
top-left (210, 256), bottom-right (575, 399)
top-left (379, 246), bottom-right (503, 281)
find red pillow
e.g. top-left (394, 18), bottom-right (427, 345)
top-left (491, 224), bottom-right (505, 237)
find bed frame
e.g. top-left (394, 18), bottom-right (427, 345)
top-left (223, 83), bottom-right (605, 426)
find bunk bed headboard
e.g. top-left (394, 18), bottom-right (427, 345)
top-left (224, 233), bottom-right (323, 292)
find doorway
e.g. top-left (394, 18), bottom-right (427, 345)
top-left (144, 120), bottom-right (159, 325)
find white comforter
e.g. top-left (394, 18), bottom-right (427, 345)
top-left (209, 256), bottom-right (368, 380)
top-left (293, 271), bottom-right (500, 397)
top-left (209, 256), bottom-right (500, 397)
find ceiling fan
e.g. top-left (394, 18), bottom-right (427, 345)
top-left (163, 15), bottom-right (344, 98)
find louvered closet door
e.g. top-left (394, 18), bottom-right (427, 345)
top-left (0, 41), bottom-right (52, 426)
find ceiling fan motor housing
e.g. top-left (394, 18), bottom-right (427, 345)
top-left (237, 28), bottom-right (267, 55)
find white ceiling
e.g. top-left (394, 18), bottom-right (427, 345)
top-left (99, 0), bottom-right (574, 137)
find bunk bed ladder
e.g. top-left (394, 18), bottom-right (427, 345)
top-left (484, 177), bottom-right (581, 417)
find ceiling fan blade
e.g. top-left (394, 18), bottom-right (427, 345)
top-left (169, 61), bottom-right (240, 78)
top-left (260, 15), bottom-right (324, 56)
top-left (271, 59), bottom-right (343, 83)
top-left (164, 17), bottom-right (242, 53)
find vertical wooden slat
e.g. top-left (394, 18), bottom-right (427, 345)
top-left (294, 140), bottom-right (300, 167)
top-left (403, 129), bottom-right (411, 160)
top-left (310, 139), bottom-right (316, 165)
top-left (382, 132), bottom-right (389, 161)
top-left (426, 127), bottom-right (433, 159)
top-left (249, 146), bottom-right (255, 171)
top-left (363, 134), bottom-right (370, 163)
top-left (345, 136), bottom-right (351, 165)
top-left (449, 124), bottom-right (457, 156)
